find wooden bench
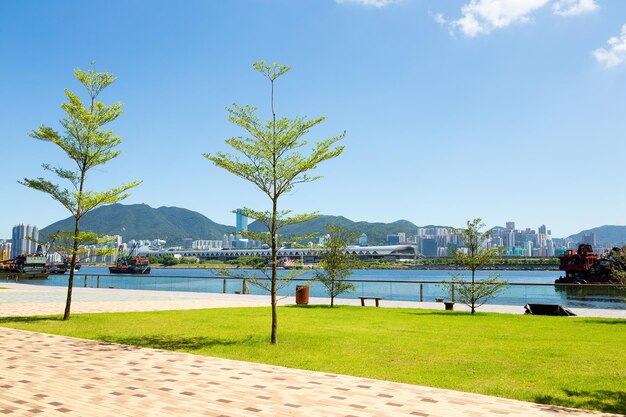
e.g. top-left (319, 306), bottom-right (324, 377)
top-left (359, 296), bottom-right (383, 307)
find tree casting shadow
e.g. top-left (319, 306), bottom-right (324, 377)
top-left (535, 389), bottom-right (626, 414)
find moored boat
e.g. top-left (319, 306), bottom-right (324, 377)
top-left (555, 244), bottom-right (623, 284)
top-left (109, 245), bottom-right (151, 274)
top-left (0, 254), bottom-right (49, 279)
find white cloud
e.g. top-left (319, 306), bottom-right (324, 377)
top-left (552, 0), bottom-right (598, 16)
top-left (433, 13), bottom-right (447, 26)
top-left (450, 0), bottom-right (551, 37)
top-left (440, 0), bottom-right (598, 37)
top-left (593, 24), bottom-right (626, 68)
top-left (335, 0), bottom-right (397, 7)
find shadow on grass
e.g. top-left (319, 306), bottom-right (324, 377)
top-left (285, 304), bottom-right (344, 310)
top-left (0, 315), bottom-right (63, 324)
top-left (579, 319), bottom-right (626, 326)
top-left (400, 311), bottom-right (474, 317)
top-left (535, 389), bottom-right (626, 414)
top-left (104, 334), bottom-right (254, 351)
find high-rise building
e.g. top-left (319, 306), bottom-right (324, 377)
top-left (235, 208), bottom-right (248, 232)
top-left (506, 221), bottom-right (515, 230)
top-left (11, 224), bottom-right (39, 257)
top-left (358, 233), bottom-right (367, 246)
top-left (508, 229), bottom-right (515, 249)
top-left (421, 239), bottom-right (437, 257)
top-left (582, 232), bottom-right (596, 246)
top-left (0, 241), bottom-right (11, 261)
top-left (538, 224), bottom-right (547, 235)
top-left (387, 234), bottom-right (400, 245)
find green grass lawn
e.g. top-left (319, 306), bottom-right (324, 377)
top-left (1, 306), bottom-right (625, 414)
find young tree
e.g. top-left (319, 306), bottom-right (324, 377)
top-left (21, 67), bottom-right (141, 320)
top-left (445, 218), bottom-right (507, 314)
top-left (204, 61), bottom-right (344, 344)
top-left (315, 225), bottom-right (359, 307)
top-left (609, 246), bottom-right (626, 287)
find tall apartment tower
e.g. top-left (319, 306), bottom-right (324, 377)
top-left (11, 224), bottom-right (39, 257)
top-left (235, 208), bottom-right (248, 232)
top-left (506, 221), bottom-right (515, 230)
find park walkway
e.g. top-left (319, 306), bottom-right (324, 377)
top-left (0, 283), bottom-right (624, 416)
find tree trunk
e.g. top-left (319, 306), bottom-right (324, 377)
top-left (270, 197), bottom-right (278, 344)
top-left (330, 279), bottom-right (334, 307)
top-left (470, 268), bottom-right (476, 315)
top-left (63, 216), bottom-right (80, 320)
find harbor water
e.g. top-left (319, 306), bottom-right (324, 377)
top-left (22, 267), bottom-right (626, 310)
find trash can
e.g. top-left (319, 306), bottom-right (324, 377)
top-left (444, 301), bottom-right (454, 311)
top-left (295, 285), bottom-right (309, 305)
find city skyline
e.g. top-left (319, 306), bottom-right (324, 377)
top-left (3, 1), bottom-right (626, 238)
top-left (0, 206), bottom-right (610, 243)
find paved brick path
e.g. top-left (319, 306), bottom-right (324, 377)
top-left (0, 328), bottom-right (619, 417)
top-left (0, 283), bottom-right (624, 416)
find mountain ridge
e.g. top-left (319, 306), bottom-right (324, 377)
top-left (37, 203), bottom-right (626, 247)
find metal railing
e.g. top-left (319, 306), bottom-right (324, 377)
top-left (23, 273), bottom-right (626, 310)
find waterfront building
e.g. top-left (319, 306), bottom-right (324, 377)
top-left (358, 233), bottom-right (367, 246)
top-left (506, 221), bottom-right (515, 230)
top-left (192, 240), bottom-right (223, 250)
top-left (0, 241), bottom-right (11, 261)
top-left (11, 224), bottom-right (39, 257)
top-left (144, 244), bottom-right (418, 264)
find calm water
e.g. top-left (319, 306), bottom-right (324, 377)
top-left (25, 267), bottom-right (626, 310)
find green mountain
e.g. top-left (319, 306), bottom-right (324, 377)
top-left (40, 204), bottom-right (235, 246)
top-left (249, 215), bottom-right (441, 245)
top-left (567, 225), bottom-right (626, 246)
top-left (41, 204), bottom-right (626, 248)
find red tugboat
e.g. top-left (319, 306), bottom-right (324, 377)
top-left (555, 243), bottom-right (623, 284)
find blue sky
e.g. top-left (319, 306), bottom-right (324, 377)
top-left (2, 0), bottom-right (626, 239)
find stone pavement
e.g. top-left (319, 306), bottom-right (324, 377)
top-left (0, 283), bottom-right (624, 416)
top-left (1, 282), bottom-right (625, 318)
top-left (0, 328), bottom-right (620, 417)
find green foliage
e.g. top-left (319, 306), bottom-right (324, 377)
top-left (21, 66), bottom-right (140, 319)
top-left (44, 230), bottom-right (116, 261)
top-left (446, 218), bottom-right (507, 314)
top-left (228, 256), bottom-right (268, 268)
top-left (609, 246), bottom-right (626, 287)
top-left (314, 225), bottom-right (360, 306)
top-left (147, 254), bottom-right (180, 266)
top-left (4, 308), bottom-right (625, 414)
top-left (203, 60), bottom-right (345, 344)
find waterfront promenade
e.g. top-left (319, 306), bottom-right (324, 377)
top-left (0, 283), bottom-right (624, 416)
top-left (1, 282), bottom-right (624, 318)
